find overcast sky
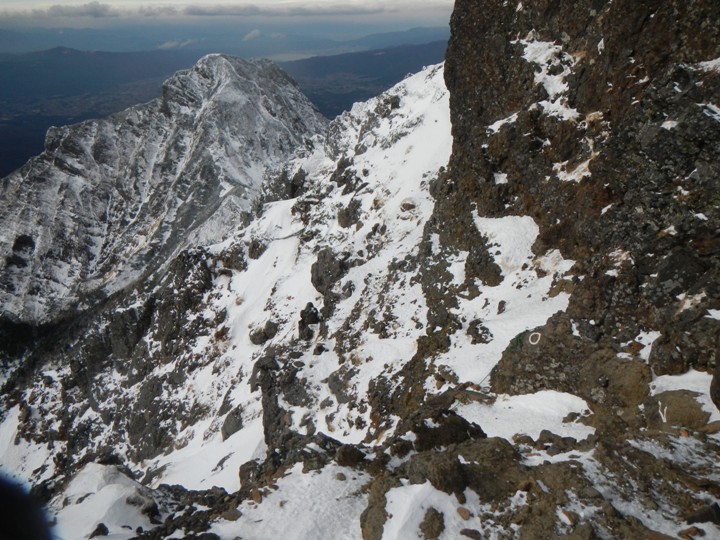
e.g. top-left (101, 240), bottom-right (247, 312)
top-left (0, 1), bottom-right (453, 56)
top-left (0, 1), bottom-right (453, 27)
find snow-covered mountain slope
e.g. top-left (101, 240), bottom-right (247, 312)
top-left (0, 58), bottom-right (449, 511)
top-left (2, 0), bottom-right (720, 538)
top-left (2, 62), bottom-right (593, 540)
top-left (0, 54), bottom-right (326, 324)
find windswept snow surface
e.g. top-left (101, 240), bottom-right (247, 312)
top-left (0, 406), bottom-right (57, 488)
top-left (454, 391), bottom-right (594, 442)
top-left (147, 416), bottom-right (266, 491)
top-left (211, 463), bottom-right (369, 540)
top-left (383, 481), bottom-right (528, 540)
top-left (209, 63), bottom-right (453, 448)
top-left (52, 464), bottom-right (160, 540)
top-left (433, 213), bottom-right (574, 387)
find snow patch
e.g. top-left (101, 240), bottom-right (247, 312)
top-left (633, 330), bottom-right (661, 362)
top-left (432, 212), bottom-right (574, 385)
top-left (698, 57), bottom-right (720, 73)
top-left (383, 482), bottom-right (481, 539)
top-left (454, 391), bottom-right (594, 442)
top-left (553, 157), bottom-right (592, 182)
top-left (515, 33), bottom-right (580, 121)
top-left (0, 407), bottom-right (56, 488)
top-left (52, 464), bottom-right (159, 540)
top-left (473, 215), bottom-right (538, 275)
top-left (211, 463), bottom-right (369, 540)
top-left (605, 249), bottom-right (634, 277)
top-left (699, 102), bottom-right (720, 122)
top-left (147, 416), bottom-right (266, 492)
top-left (676, 291), bottom-right (706, 314)
top-left (487, 112), bottom-right (519, 133)
top-left (597, 38), bottom-right (605, 54)
top-left (493, 172), bottom-right (509, 185)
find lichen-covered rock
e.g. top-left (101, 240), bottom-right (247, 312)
top-left (420, 508), bottom-right (445, 540)
top-left (311, 248), bottom-right (351, 298)
top-left (643, 391), bottom-right (711, 430)
top-left (221, 406), bottom-right (244, 441)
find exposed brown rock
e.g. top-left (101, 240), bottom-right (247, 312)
top-left (419, 508), bottom-right (445, 540)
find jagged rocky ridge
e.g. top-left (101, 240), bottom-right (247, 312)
top-left (1, 1), bottom-right (720, 539)
top-left (0, 54), bottom-right (326, 325)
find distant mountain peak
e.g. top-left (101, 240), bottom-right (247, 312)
top-left (0, 54), bottom-right (326, 324)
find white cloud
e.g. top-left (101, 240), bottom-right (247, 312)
top-left (182, 4), bottom-right (388, 17)
top-left (242, 29), bottom-right (262, 42)
top-left (32, 1), bottom-right (119, 18)
top-left (157, 38), bottom-right (201, 49)
top-left (137, 5), bottom-right (180, 17)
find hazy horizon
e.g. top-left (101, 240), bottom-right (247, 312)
top-left (0, 1), bottom-right (453, 56)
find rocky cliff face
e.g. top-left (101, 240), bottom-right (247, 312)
top-left (437, 0), bottom-right (720, 537)
top-left (0, 54), bottom-right (326, 325)
top-left (1, 2), bottom-right (720, 539)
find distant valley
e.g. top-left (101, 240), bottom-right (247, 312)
top-left (282, 40), bottom-right (447, 118)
